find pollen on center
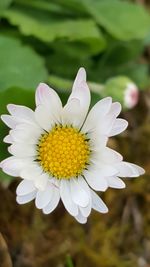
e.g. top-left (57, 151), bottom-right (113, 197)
top-left (37, 125), bottom-right (90, 179)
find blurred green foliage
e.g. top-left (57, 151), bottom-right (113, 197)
top-left (0, 0), bottom-right (150, 170)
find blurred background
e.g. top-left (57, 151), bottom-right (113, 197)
top-left (0, 0), bottom-right (150, 266)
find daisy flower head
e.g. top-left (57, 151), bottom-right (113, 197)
top-left (1, 68), bottom-right (145, 224)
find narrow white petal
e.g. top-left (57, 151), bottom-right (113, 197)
top-left (75, 211), bottom-right (87, 224)
top-left (107, 176), bottom-right (126, 189)
top-left (128, 163), bottom-right (145, 176)
top-left (8, 143), bottom-right (37, 157)
top-left (116, 162), bottom-right (145, 177)
top-left (35, 182), bottom-right (53, 209)
top-left (94, 147), bottom-right (123, 164)
top-left (63, 68), bottom-right (90, 128)
top-left (72, 67), bottom-right (86, 90)
top-left (16, 191), bottom-right (36, 204)
top-left (82, 97), bottom-right (112, 133)
top-left (91, 190), bottom-right (108, 213)
top-left (34, 173), bottom-right (49, 191)
top-left (3, 135), bottom-right (13, 144)
top-left (60, 180), bottom-right (78, 216)
top-left (90, 161), bottom-right (119, 177)
top-left (7, 104), bottom-right (36, 125)
top-left (10, 124), bottom-right (42, 144)
top-left (62, 98), bottom-right (81, 126)
top-left (43, 188), bottom-right (60, 214)
top-left (84, 170), bottom-right (108, 191)
top-left (35, 105), bottom-right (54, 131)
top-left (1, 156), bottom-right (31, 177)
top-left (108, 102), bottom-right (121, 117)
top-left (20, 164), bottom-right (42, 180)
top-left (79, 203), bottom-right (91, 217)
top-left (70, 178), bottom-right (89, 207)
top-left (109, 119), bottom-right (128, 137)
top-left (88, 133), bottom-right (108, 151)
top-left (16, 180), bottom-right (36, 196)
top-left (95, 114), bottom-right (116, 136)
top-left (35, 83), bottom-right (62, 122)
top-left (1, 115), bottom-right (17, 128)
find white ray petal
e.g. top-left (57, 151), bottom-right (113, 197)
top-left (108, 102), bottom-right (121, 117)
top-left (75, 211), bottom-right (87, 224)
top-left (35, 83), bottom-right (62, 122)
top-left (84, 169), bottom-right (108, 191)
top-left (1, 156), bottom-right (32, 177)
top-left (16, 191), bottom-right (37, 204)
top-left (35, 105), bottom-right (54, 131)
top-left (116, 161), bottom-right (145, 177)
top-left (43, 189), bottom-right (60, 214)
top-left (60, 180), bottom-right (78, 216)
top-left (109, 119), bottom-right (128, 137)
top-left (34, 173), bottom-right (49, 191)
top-left (91, 190), bottom-right (108, 213)
top-left (107, 176), bottom-right (126, 189)
top-left (10, 124), bottom-right (42, 144)
top-left (3, 135), bottom-right (13, 144)
top-left (70, 178), bottom-right (89, 207)
top-left (1, 115), bottom-right (17, 128)
top-left (8, 143), bottom-right (37, 157)
top-left (94, 147), bottom-right (123, 164)
top-left (7, 104), bottom-right (36, 125)
top-left (35, 182), bottom-right (53, 209)
top-left (20, 164), bottom-right (42, 180)
top-left (82, 97), bottom-right (112, 133)
top-left (63, 68), bottom-right (90, 128)
top-left (16, 180), bottom-right (36, 196)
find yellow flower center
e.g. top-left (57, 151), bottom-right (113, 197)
top-left (37, 125), bottom-right (90, 179)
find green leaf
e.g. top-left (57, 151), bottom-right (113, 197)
top-left (0, 0), bottom-right (12, 11)
top-left (83, 0), bottom-right (150, 41)
top-left (2, 6), bottom-right (106, 51)
top-left (0, 34), bottom-right (48, 90)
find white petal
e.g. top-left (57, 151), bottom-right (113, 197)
top-left (94, 147), bottom-right (123, 164)
top-left (1, 115), bottom-right (17, 128)
top-left (60, 180), bottom-right (78, 216)
top-left (116, 162), bottom-right (145, 177)
top-left (35, 83), bottom-right (62, 122)
top-left (73, 67), bottom-right (86, 90)
top-left (35, 105), bottom-right (54, 131)
top-left (109, 119), bottom-right (128, 137)
top-left (3, 135), bottom-right (13, 144)
top-left (75, 211), bottom-right (87, 224)
top-left (95, 114), bottom-right (116, 136)
top-left (16, 180), bottom-right (36, 196)
top-left (20, 164), bottom-right (42, 180)
top-left (88, 133), bottom-right (108, 151)
top-left (82, 97), bottom-right (112, 133)
top-left (108, 102), bottom-right (121, 117)
top-left (91, 190), bottom-right (108, 213)
top-left (34, 173), bottom-right (49, 191)
top-left (70, 178), bottom-right (89, 207)
top-left (107, 176), bottom-right (126, 189)
top-left (7, 104), bottom-right (36, 125)
top-left (10, 124), bottom-right (42, 144)
top-left (84, 169), bottom-right (108, 191)
top-left (1, 156), bottom-right (31, 177)
top-left (90, 161), bottom-right (119, 177)
top-left (63, 68), bottom-right (90, 128)
top-left (8, 143), bottom-right (37, 157)
top-left (79, 203), bottom-right (91, 217)
top-left (35, 182), bottom-right (53, 209)
top-left (43, 188), bottom-right (60, 214)
top-left (16, 191), bottom-right (36, 204)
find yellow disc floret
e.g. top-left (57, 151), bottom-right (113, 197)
top-left (37, 125), bottom-right (90, 179)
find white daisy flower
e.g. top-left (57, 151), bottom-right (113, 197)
top-left (1, 68), bottom-right (145, 224)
